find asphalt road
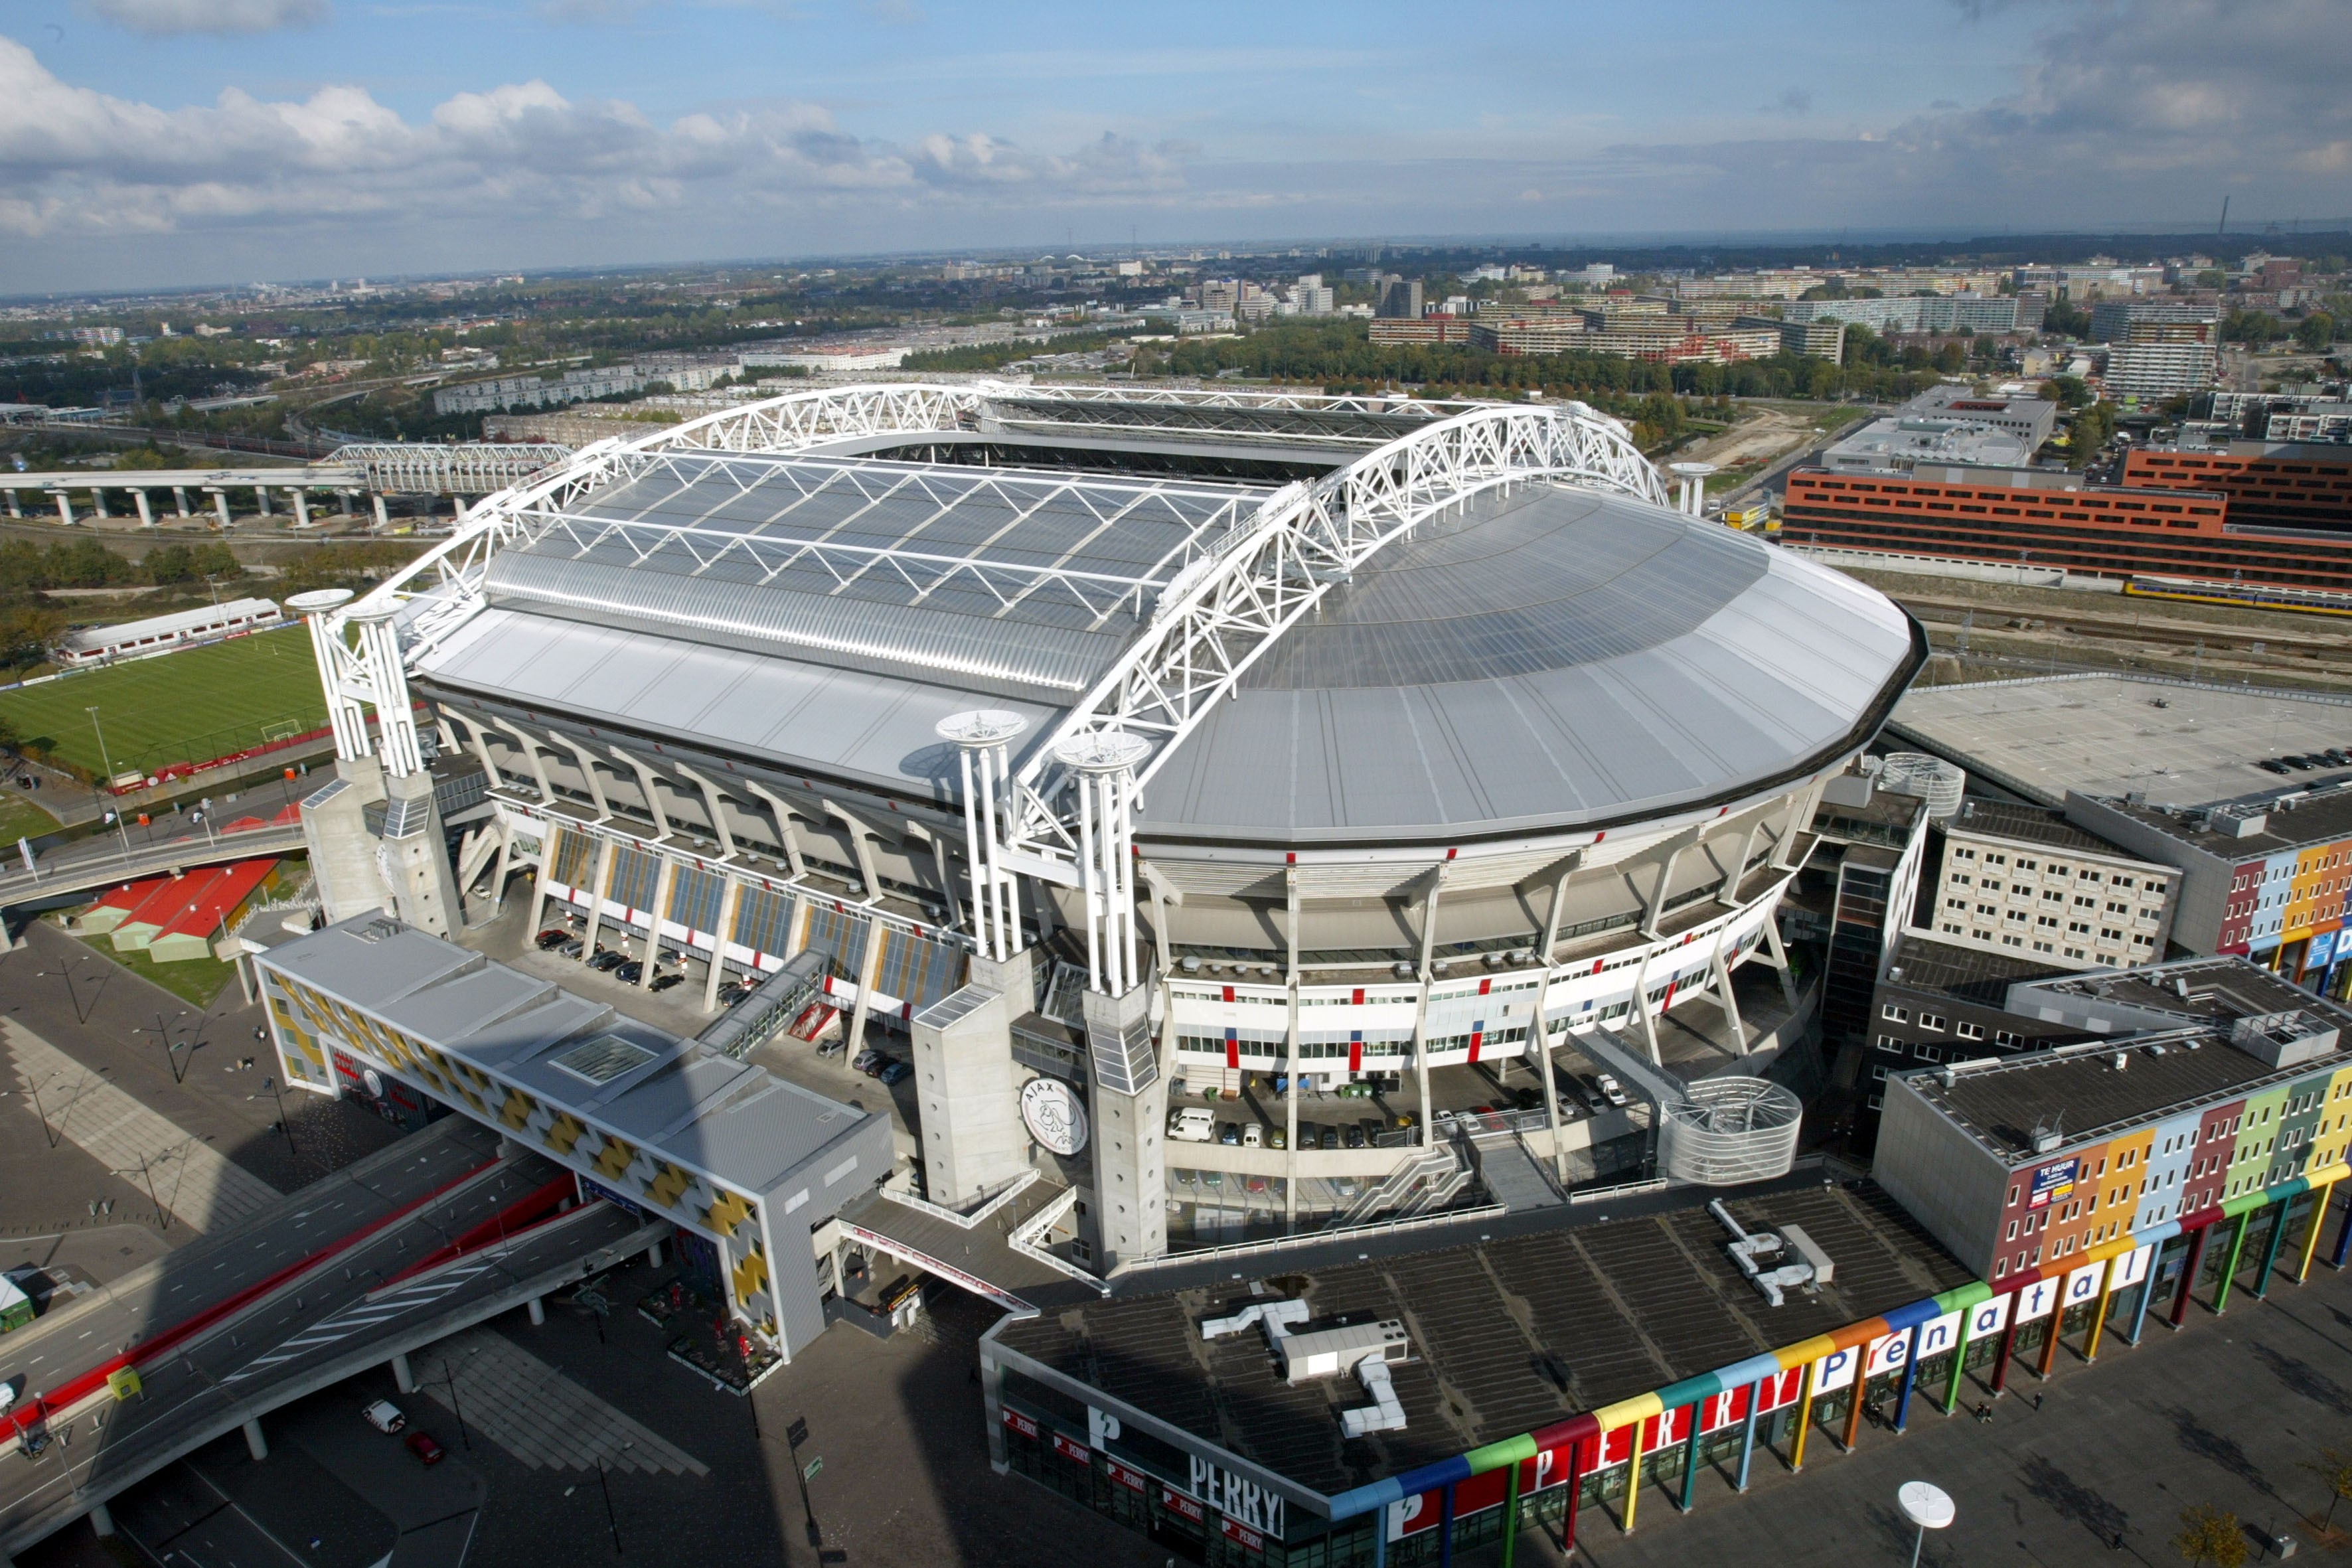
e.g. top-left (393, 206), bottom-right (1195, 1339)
top-left (0, 1121), bottom-right (643, 1555)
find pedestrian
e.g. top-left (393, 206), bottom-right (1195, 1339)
top-left (2032, 1393), bottom-right (2043, 1412)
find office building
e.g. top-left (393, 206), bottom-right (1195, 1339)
top-left (1913, 801), bottom-right (2177, 970)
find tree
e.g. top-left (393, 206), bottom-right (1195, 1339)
top-left (2043, 374), bottom-right (2092, 408)
top-left (2296, 312), bottom-right (2337, 353)
top-left (2175, 1503), bottom-right (2247, 1568)
top-left (2069, 399), bottom-right (2118, 463)
top-left (2304, 1446), bottom-right (2352, 1532)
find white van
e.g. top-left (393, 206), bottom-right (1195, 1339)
top-left (1168, 1107), bottom-right (1215, 1143)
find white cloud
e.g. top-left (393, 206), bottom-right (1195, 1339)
top-left (84, 0), bottom-right (327, 35)
top-left (0, 35), bottom-right (1190, 254)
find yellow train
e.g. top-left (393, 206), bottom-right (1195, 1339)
top-left (2122, 576), bottom-right (2352, 619)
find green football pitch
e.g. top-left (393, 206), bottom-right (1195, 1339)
top-left (0, 626), bottom-right (326, 780)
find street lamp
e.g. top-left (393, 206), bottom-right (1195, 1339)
top-left (1898, 1480), bottom-right (1954, 1567)
top-left (262, 1075), bottom-right (296, 1158)
top-left (85, 707), bottom-right (131, 854)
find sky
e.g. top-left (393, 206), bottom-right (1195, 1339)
top-left (1, 0), bottom-right (2349, 294)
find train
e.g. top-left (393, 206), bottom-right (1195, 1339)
top-left (2122, 576), bottom-right (2352, 619)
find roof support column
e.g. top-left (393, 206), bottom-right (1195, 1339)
top-left (743, 780), bottom-right (810, 882)
top-left (1411, 863), bottom-right (1447, 1148)
top-left (525, 826), bottom-right (558, 939)
top-left (672, 763), bottom-right (739, 860)
top-left (2213, 1208), bottom-right (2252, 1314)
top-left (1717, 815), bottom-right (1764, 907)
top-left (2172, 1222), bottom-right (2211, 1327)
top-left (1759, 913), bottom-right (1803, 1016)
top-left (822, 800), bottom-right (884, 902)
top-left (2252, 1194), bottom-right (2293, 1297)
top-left (1632, 943), bottom-right (1662, 1066)
top-left (489, 720), bottom-right (553, 801)
top-left (579, 836), bottom-right (617, 968)
top-left (845, 913), bottom-right (886, 1054)
top-left (1531, 856), bottom-right (1576, 1182)
top-left (1284, 862), bottom-right (1301, 1226)
top-left (1707, 920), bottom-right (1748, 1055)
top-left (1058, 732), bottom-right (1148, 996)
top-left (704, 874), bottom-right (744, 1011)
top-left (546, 734), bottom-right (611, 819)
top-left (641, 856), bottom-right (676, 987)
top-left (608, 747), bottom-right (673, 840)
top-left (1735, 1377), bottom-right (1763, 1488)
top-left (1772, 777), bottom-right (1830, 870)
top-left (1639, 826), bottom-right (1703, 940)
top-left (2298, 1178), bottom-right (2336, 1281)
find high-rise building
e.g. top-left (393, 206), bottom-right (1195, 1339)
top-left (1375, 279), bottom-right (1423, 319)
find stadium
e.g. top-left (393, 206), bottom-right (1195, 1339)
top-left (270, 380), bottom-right (1924, 1334)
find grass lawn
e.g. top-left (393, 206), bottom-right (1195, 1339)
top-left (0, 791), bottom-right (61, 846)
top-left (0, 627), bottom-right (323, 781)
top-left (67, 923), bottom-right (240, 1009)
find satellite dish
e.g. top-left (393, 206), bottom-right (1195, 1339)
top-left (1898, 1480), bottom-right (1954, 1566)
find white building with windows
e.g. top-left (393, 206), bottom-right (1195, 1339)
top-left (1912, 801), bottom-right (2177, 970)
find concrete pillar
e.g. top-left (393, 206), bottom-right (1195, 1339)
top-left (338, 491), bottom-right (355, 518)
top-left (133, 490), bottom-right (154, 527)
top-left (641, 857), bottom-right (676, 987)
top-left (211, 491), bottom-right (231, 528)
top-left (5, 489), bottom-right (19, 518)
top-left (845, 913), bottom-right (886, 1052)
top-left (1084, 980), bottom-right (1168, 1267)
top-left (172, 486), bottom-right (189, 517)
top-left (292, 489), bottom-right (310, 528)
top-left (392, 1352), bottom-right (416, 1393)
top-left (242, 1417), bottom-right (268, 1460)
top-left (257, 486), bottom-right (271, 516)
top-left (705, 875), bottom-right (745, 1012)
top-left (52, 491), bottom-right (72, 526)
top-left (580, 838), bottom-right (617, 966)
top-left (90, 487), bottom-right (109, 518)
top-left (911, 947), bottom-right (1031, 1207)
top-left (526, 1296), bottom-right (546, 1326)
top-left (645, 1239), bottom-right (664, 1269)
top-left (372, 494), bottom-right (389, 529)
top-left (88, 1502), bottom-right (116, 1537)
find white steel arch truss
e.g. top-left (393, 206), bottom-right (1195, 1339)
top-left (317, 385), bottom-right (1665, 989)
top-left (327, 443), bottom-right (578, 495)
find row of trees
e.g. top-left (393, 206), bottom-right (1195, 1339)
top-left (0, 538), bottom-right (242, 595)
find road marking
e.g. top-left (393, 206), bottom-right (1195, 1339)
top-left (414, 1327), bottom-right (708, 1476)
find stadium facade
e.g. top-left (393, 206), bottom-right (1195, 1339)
top-left (274, 382), bottom-right (1925, 1350)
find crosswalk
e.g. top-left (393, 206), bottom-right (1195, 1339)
top-left (4, 1022), bottom-right (281, 1232)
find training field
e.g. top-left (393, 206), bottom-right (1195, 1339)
top-left (0, 627), bottom-right (325, 780)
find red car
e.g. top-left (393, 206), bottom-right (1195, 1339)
top-left (405, 1431), bottom-right (445, 1466)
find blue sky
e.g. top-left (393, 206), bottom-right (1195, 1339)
top-left (2, 0), bottom-right (2347, 293)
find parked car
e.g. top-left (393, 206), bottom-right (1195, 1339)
top-left (558, 938), bottom-right (586, 959)
top-left (649, 973), bottom-right (686, 993)
top-left (1267, 1128), bottom-right (1287, 1150)
top-left (615, 960), bottom-right (645, 984)
top-left (2260, 759), bottom-right (2293, 775)
top-left (1168, 1107), bottom-right (1215, 1142)
top-left (659, 947), bottom-right (683, 966)
top-left (1217, 1121), bottom-right (1241, 1146)
top-left (1579, 1076), bottom-right (1611, 1113)
top-left (852, 1048), bottom-right (884, 1075)
top-left (1318, 1125), bottom-right (1339, 1151)
top-left (716, 981), bottom-right (749, 1006)
top-left (1241, 1122), bottom-right (1263, 1148)
top-left (362, 1400), bottom-right (406, 1435)
top-left (589, 949), bottom-right (626, 973)
top-left (1244, 1176), bottom-right (1269, 1196)
top-left (878, 1059), bottom-right (911, 1085)
top-left (817, 1036), bottom-right (846, 1058)
top-left (1596, 1073), bottom-right (1629, 1109)
top-left (1358, 1118), bottom-right (1386, 1146)
top-left (534, 927), bottom-right (572, 951)
top-left (405, 1431), bottom-right (445, 1466)
top-left (1344, 1123), bottom-right (1366, 1149)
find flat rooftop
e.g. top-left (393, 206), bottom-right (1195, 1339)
top-left (1821, 416), bottom-right (2035, 473)
top-left (2090, 781), bottom-right (2352, 856)
top-left (1889, 674), bottom-right (2352, 809)
top-left (263, 912), bottom-right (880, 1202)
top-left (1901, 1030), bottom-right (2335, 1162)
top-left (2015, 955), bottom-right (2352, 1032)
top-left (1886, 936), bottom-right (2070, 1006)
top-left (990, 1180), bottom-right (1972, 1498)
top-left (1945, 800), bottom-right (2135, 858)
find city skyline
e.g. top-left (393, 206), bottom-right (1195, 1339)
top-left (3, 0), bottom-right (2349, 293)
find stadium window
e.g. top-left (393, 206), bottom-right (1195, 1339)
top-left (1956, 1021), bottom-right (1984, 1040)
